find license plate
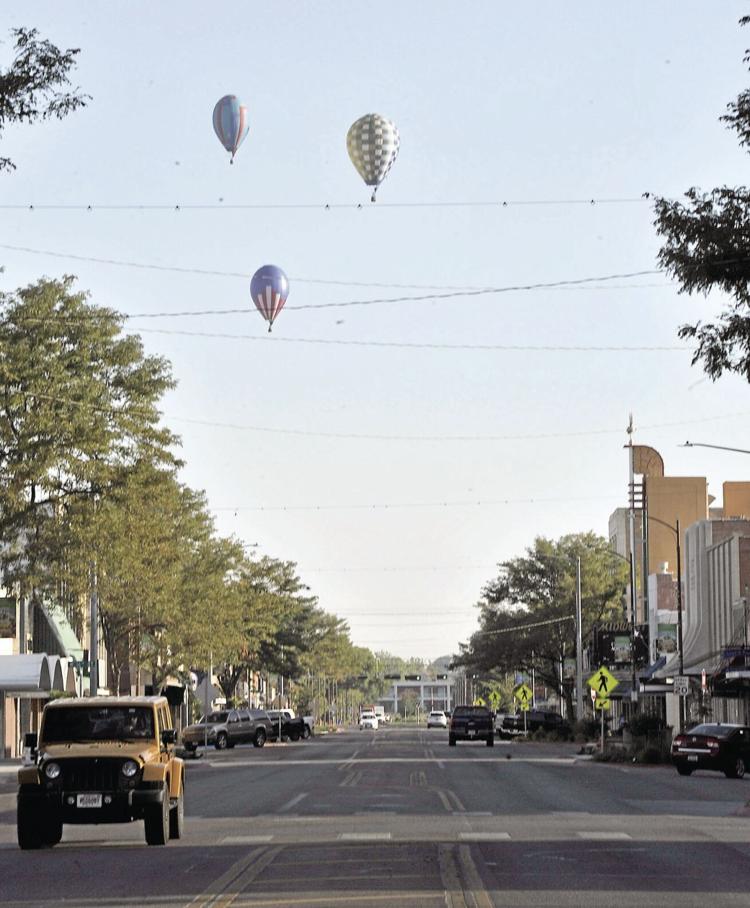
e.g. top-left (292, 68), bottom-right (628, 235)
top-left (688, 756), bottom-right (698, 762)
top-left (76, 793), bottom-right (103, 808)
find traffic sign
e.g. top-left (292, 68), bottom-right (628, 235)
top-left (514, 683), bottom-right (532, 710)
top-left (586, 666), bottom-right (619, 698)
top-left (590, 687), bottom-right (597, 704)
top-left (488, 690), bottom-right (500, 710)
top-left (594, 696), bottom-right (610, 710)
top-left (673, 675), bottom-right (689, 696)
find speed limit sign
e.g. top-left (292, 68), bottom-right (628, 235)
top-left (673, 676), bottom-right (689, 696)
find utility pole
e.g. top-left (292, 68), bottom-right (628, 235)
top-left (676, 517), bottom-right (684, 732)
top-left (575, 557), bottom-right (584, 720)
top-left (627, 415), bottom-right (639, 711)
top-left (89, 561), bottom-right (98, 697)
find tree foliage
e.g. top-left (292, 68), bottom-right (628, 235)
top-left (0, 277), bottom-right (177, 596)
top-left (455, 533), bottom-right (627, 715)
top-left (653, 16), bottom-right (750, 381)
top-left (0, 27), bottom-right (90, 172)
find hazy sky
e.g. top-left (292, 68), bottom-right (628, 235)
top-left (2, 2), bottom-right (750, 658)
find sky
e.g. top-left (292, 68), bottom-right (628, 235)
top-left (2, 2), bottom-right (750, 659)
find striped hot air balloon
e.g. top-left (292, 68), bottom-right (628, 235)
top-left (346, 113), bottom-right (400, 202)
top-left (212, 95), bottom-right (249, 163)
top-left (251, 265), bottom-right (289, 333)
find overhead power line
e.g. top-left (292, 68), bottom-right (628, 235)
top-left (475, 615), bottom-right (575, 636)
top-left (0, 241), bottom-right (674, 294)
top-left (174, 409), bottom-right (750, 443)
top-left (135, 327), bottom-right (685, 353)
top-left (0, 195), bottom-right (649, 212)
top-left (213, 495), bottom-right (616, 512)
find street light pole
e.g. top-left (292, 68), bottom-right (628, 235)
top-left (575, 557), bottom-right (584, 720)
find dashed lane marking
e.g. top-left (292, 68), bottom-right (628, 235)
top-left (459, 832), bottom-right (511, 841)
top-left (338, 832), bottom-right (392, 841)
top-left (577, 831), bottom-right (632, 840)
top-left (220, 835), bottom-right (274, 844)
top-left (277, 792), bottom-right (308, 813)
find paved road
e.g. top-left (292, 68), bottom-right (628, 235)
top-left (1, 726), bottom-right (750, 906)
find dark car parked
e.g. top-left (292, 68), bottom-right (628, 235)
top-left (182, 708), bottom-right (275, 751)
top-left (671, 723), bottom-right (750, 778)
top-left (501, 709), bottom-right (571, 737)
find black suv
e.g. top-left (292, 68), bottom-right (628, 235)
top-left (501, 709), bottom-right (571, 737)
top-left (182, 708), bottom-right (275, 751)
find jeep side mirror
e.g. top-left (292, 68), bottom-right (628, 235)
top-left (24, 732), bottom-right (37, 751)
top-left (161, 729), bottom-right (176, 746)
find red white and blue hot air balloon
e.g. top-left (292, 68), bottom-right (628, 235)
top-left (212, 95), bottom-right (249, 163)
top-left (251, 265), bottom-right (289, 333)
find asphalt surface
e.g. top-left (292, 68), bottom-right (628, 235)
top-left (1, 726), bottom-right (750, 906)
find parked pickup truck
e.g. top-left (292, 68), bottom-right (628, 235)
top-left (182, 708), bottom-right (274, 751)
top-left (266, 709), bottom-right (313, 741)
top-left (501, 709), bottom-right (571, 738)
top-left (448, 705), bottom-right (494, 747)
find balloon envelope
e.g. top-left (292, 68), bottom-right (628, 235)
top-left (346, 113), bottom-right (400, 201)
top-left (251, 265), bottom-right (289, 332)
top-left (213, 95), bottom-right (249, 162)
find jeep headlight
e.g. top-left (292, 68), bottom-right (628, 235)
top-left (121, 760), bottom-right (139, 778)
top-left (44, 762), bottom-right (61, 780)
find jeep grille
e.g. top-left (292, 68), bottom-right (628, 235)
top-left (58, 758), bottom-right (131, 791)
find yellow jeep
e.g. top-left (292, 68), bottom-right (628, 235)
top-left (17, 695), bottom-right (185, 849)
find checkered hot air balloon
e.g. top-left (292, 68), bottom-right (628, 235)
top-left (212, 95), bottom-right (249, 164)
top-left (346, 113), bottom-right (400, 202)
top-left (251, 265), bottom-right (289, 333)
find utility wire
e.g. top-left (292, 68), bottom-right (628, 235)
top-left (474, 615), bottom-right (575, 636)
top-left (173, 409), bottom-right (750, 443)
top-left (135, 327), bottom-right (685, 353)
top-left (14, 389), bottom-right (750, 444)
top-left (213, 495), bottom-right (616, 512)
top-left (0, 241), bottom-right (674, 294)
top-left (0, 196), bottom-right (649, 212)
top-left (4, 268), bottom-right (666, 317)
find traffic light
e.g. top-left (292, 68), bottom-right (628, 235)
top-left (383, 673), bottom-right (401, 680)
top-left (404, 674), bottom-right (422, 681)
top-left (436, 673), bottom-right (448, 680)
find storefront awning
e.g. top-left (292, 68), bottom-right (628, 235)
top-left (0, 653), bottom-right (51, 696)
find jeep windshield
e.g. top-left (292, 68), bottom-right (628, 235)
top-left (42, 706), bottom-right (155, 743)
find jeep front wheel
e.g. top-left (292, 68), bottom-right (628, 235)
top-left (17, 801), bottom-right (45, 850)
top-left (144, 783), bottom-right (170, 846)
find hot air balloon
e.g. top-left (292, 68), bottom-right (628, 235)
top-left (346, 113), bottom-right (400, 202)
top-left (212, 95), bottom-right (249, 163)
top-left (251, 265), bottom-right (289, 333)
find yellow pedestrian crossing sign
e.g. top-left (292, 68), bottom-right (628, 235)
top-left (594, 696), bottom-right (610, 710)
top-left (514, 683), bottom-right (532, 710)
top-left (586, 666), bottom-right (619, 698)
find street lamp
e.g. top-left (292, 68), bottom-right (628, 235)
top-left (682, 441), bottom-right (750, 455)
top-left (646, 514), bottom-right (685, 731)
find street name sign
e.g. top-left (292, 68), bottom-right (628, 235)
top-left (586, 666), bottom-right (619, 698)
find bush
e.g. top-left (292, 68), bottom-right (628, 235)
top-left (628, 714), bottom-right (664, 736)
top-left (592, 747), bottom-right (630, 763)
top-left (572, 719), bottom-right (599, 741)
top-left (633, 745), bottom-right (666, 764)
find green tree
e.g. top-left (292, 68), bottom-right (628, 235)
top-left (652, 16), bottom-right (750, 381)
top-left (0, 27), bottom-right (90, 172)
top-left (455, 533), bottom-right (627, 717)
top-left (0, 277), bottom-right (177, 603)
